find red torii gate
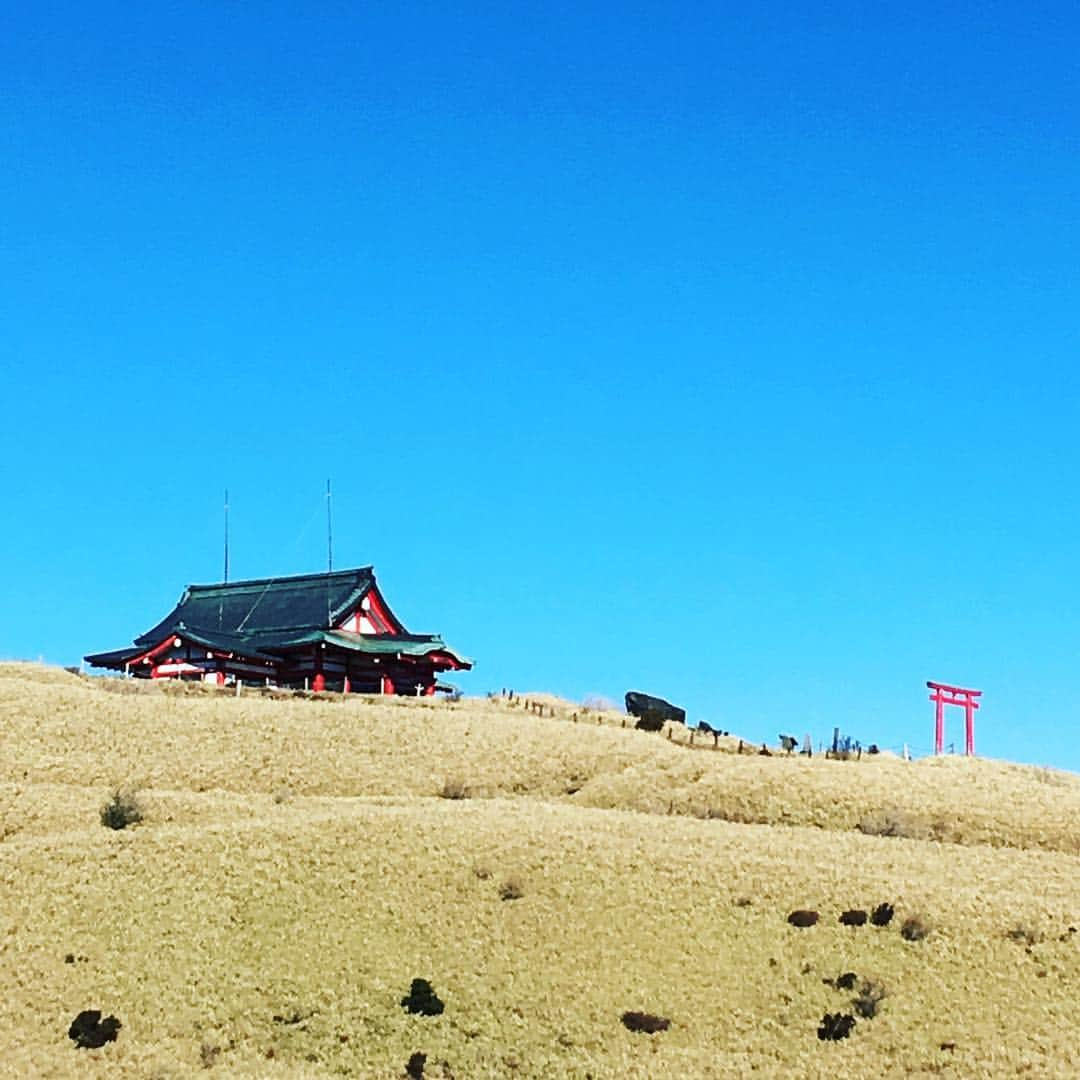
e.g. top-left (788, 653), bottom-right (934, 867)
top-left (927, 681), bottom-right (981, 756)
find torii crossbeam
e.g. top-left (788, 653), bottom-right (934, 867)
top-left (926, 681), bottom-right (981, 756)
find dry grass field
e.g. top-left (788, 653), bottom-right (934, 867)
top-left (0, 662), bottom-right (1077, 1078)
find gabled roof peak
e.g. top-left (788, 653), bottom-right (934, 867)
top-left (187, 566), bottom-right (374, 595)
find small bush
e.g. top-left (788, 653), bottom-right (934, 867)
top-left (787, 909), bottom-right (819, 927)
top-left (1007, 923), bottom-right (1043, 947)
top-left (853, 979), bottom-right (887, 1019)
top-left (438, 779), bottom-right (468, 800)
top-left (926, 816), bottom-right (962, 844)
top-left (857, 808), bottom-right (923, 839)
top-left (272, 1008), bottom-right (308, 1026)
top-left (839, 909), bottom-right (868, 926)
top-left (499, 877), bottom-right (524, 901)
top-left (564, 773), bottom-right (586, 795)
top-left (621, 1011), bottom-right (670, 1034)
top-left (401, 979), bottom-right (444, 1017)
top-left (405, 1052), bottom-right (426, 1079)
top-left (901, 915), bottom-right (931, 942)
top-left (817, 1013), bottom-right (856, 1041)
top-left (100, 788), bottom-right (143, 830)
top-left (870, 902), bottom-right (895, 927)
top-left (69, 1010), bottom-right (122, 1049)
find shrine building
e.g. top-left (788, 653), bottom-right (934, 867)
top-left (84, 567), bottom-right (471, 694)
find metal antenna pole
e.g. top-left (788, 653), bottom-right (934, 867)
top-left (224, 489), bottom-right (230, 583)
top-left (326, 478), bottom-right (333, 573)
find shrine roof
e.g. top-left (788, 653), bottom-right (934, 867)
top-left (83, 645), bottom-right (146, 668)
top-left (135, 567), bottom-right (377, 645)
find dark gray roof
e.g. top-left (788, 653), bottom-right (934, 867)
top-left (82, 645), bottom-right (146, 668)
top-left (135, 567), bottom-right (381, 645)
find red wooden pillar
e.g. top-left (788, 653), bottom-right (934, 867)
top-left (343, 675), bottom-right (351, 694)
top-left (313, 672), bottom-right (326, 693)
top-left (964, 700), bottom-right (975, 756)
top-left (931, 686), bottom-right (945, 754)
top-left (381, 675), bottom-right (395, 695)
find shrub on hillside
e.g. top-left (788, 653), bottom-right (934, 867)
top-left (100, 788), bottom-right (143, 830)
top-left (621, 1011), bottom-right (670, 1034)
top-left (853, 979), bottom-right (887, 1019)
top-left (870, 902), bottom-right (895, 927)
top-left (856, 808), bottom-right (924, 839)
top-left (1006, 923), bottom-right (1044, 947)
top-left (68, 1010), bottom-right (122, 1049)
top-left (839, 909), bottom-right (868, 926)
top-left (438, 778), bottom-right (468, 800)
top-left (401, 979), bottom-right (444, 1017)
top-left (901, 915), bottom-right (931, 942)
top-left (817, 1013), bottom-right (856, 1040)
top-left (499, 877), bottom-right (524, 901)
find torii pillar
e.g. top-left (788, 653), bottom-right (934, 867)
top-left (926, 681), bottom-right (981, 756)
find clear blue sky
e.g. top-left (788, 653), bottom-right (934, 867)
top-left (2, 3), bottom-right (1078, 770)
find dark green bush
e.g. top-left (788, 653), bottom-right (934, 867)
top-left (100, 789), bottom-right (143, 830)
top-left (622, 1011), bottom-right (670, 1034)
top-left (401, 979), bottom-right (444, 1016)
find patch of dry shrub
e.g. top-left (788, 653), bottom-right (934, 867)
top-left (498, 877), bottom-right (524, 901)
top-left (100, 788), bottom-right (143, 830)
top-left (438, 779), bottom-right (468, 800)
top-left (1006, 923), bottom-right (1044, 947)
top-left (857, 807), bottom-right (925, 839)
top-left (853, 978), bottom-right (887, 1019)
top-left (901, 915), bottom-right (932, 942)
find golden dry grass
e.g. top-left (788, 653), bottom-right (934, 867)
top-left (0, 663), bottom-right (1077, 1077)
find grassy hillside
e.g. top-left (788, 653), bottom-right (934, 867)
top-left (0, 663), bottom-right (1077, 1077)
